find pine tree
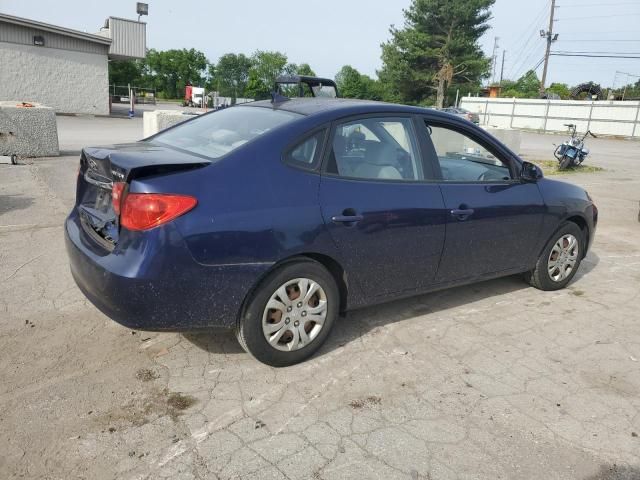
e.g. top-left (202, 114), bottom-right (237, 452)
top-left (379, 0), bottom-right (494, 107)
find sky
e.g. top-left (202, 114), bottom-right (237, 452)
top-left (1, 0), bottom-right (639, 88)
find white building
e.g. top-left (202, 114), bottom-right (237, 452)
top-left (0, 13), bottom-right (145, 115)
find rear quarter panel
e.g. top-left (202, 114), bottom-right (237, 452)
top-left (133, 116), bottom-right (344, 269)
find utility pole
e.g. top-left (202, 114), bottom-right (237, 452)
top-left (499, 50), bottom-right (506, 86)
top-left (540, 0), bottom-right (558, 94)
top-left (491, 37), bottom-right (500, 84)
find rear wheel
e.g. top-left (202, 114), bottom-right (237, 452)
top-left (236, 259), bottom-right (339, 367)
top-left (525, 222), bottom-right (584, 291)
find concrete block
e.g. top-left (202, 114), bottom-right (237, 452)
top-left (0, 101), bottom-right (59, 157)
top-left (483, 127), bottom-right (522, 154)
top-left (143, 110), bottom-right (201, 138)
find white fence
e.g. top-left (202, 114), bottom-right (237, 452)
top-left (460, 97), bottom-right (640, 138)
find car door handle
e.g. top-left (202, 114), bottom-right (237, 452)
top-left (332, 214), bottom-right (364, 223)
top-left (450, 208), bottom-right (475, 220)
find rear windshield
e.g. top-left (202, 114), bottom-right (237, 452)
top-left (151, 106), bottom-right (302, 159)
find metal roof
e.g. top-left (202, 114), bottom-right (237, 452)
top-left (0, 12), bottom-right (111, 46)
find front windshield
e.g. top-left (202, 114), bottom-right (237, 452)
top-left (151, 106), bottom-right (302, 159)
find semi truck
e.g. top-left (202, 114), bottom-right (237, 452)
top-left (184, 85), bottom-right (205, 107)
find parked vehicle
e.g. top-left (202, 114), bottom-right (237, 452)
top-left (183, 85), bottom-right (205, 107)
top-left (554, 123), bottom-right (596, 170)
top-left (65, 98), bottom-right (597, 366)
top-left (440, 107), bottom-right (480, 124)
top-left (275, 75), bottom-right (339, 98)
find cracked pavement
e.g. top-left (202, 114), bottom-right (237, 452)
top-left (1, 117), bottom-right (639, 480)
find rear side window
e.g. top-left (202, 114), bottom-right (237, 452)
top-left (284, 130), bottom-right (326, 169)
top-left (151, 106), bottom-right (302, 159)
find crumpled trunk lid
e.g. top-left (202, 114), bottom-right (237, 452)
top-left (75, 142), bottom-right (210, 249)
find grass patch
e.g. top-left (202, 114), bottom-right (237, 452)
top-left (528, 159), bottom-right (604, 176)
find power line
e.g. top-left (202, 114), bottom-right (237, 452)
top-left (553, 50), bottom-right (640, 55)
top-left (558, 1), bottom-right (640, 6)
top-left (532, 56), bottom-right (546, 71)
top-left (558, 39), bottom-right (640, 43)
top-left (550, 53), bottom-right (640, 59)
top-left (555, 13), bottom-right (640, 20)
top-left (561, 30), bottom-right (638, 35)
top-left (504, 0), bottom-right (551, 79)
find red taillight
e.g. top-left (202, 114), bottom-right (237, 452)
top-left (111, 182), bottom-right (126, 215)
top-left (120, 193), bottom-right (197, 231)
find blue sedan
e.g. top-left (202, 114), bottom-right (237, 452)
top-left (65, 98), bottom-right (597, 366)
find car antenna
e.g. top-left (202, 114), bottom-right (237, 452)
top-left (270, 91), bottom-right (290, 104)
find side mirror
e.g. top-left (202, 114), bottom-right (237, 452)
top-left (520, 161), bottom-right (543, 182)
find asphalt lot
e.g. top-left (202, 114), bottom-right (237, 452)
top-left (1, 115), bottom-right (639, 480)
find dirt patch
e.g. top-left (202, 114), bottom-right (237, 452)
top-left (570, 289), bottom-right (585, 297)
top-left (135, 368), bottom-right (160, 382)
top-left (95, 388), bottom-right (198, 429)
top-left (167, 392), bottom-right (197, 411)
top-left (349, 396), bottom-right (382, 409)
top-left (583, 464), bottom-right (640, 480)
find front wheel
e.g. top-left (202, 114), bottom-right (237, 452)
top-left (236, 259), bottom-right (339, 367)
top-left (558, 155), bottom-right (572, 170)
top-left (524, 222), bottom-right (584, 291)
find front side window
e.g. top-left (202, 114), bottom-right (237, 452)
top-left (151, 106), bottom-right (302, 159)
top-left (326, 117), bottom-right (423, 181)
top-left (426, 124), bottom-right (512, 182)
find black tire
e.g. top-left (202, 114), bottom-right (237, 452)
top-left (236, 259), bottom-right (339, 367)
top-left (559, 155), bottom-right (572, 170)
top-left (524, 222), bottom-right (584, 291)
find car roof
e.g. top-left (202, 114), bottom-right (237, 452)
top-left (241, 97), bottom-right (454, 120)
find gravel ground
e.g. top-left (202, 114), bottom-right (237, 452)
top-left (1, 117), bottom-right (639, 480)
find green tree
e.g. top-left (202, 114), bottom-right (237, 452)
top-left (247, 50), bottom-right (289, 99)
top-left (546, 82), bottom-right (570, 99)
top-left (335, 65), bottom-right (364, 98)
top-left (208, 53), bottom-right (252, 100)
top-left (500, 70), bottom-right (541, 98)
top-left (145, 48), bottom-right (209, 99)
top-left (245, 69), bottom-right (265, 100)
top-left (379, 0), bottom-right (494, 107)
top-left (295, 63), bottom-right (316, 76)
top-left (335, 65), bottom-right (386, 101)
top-left (108, 59), bottom-right (145, 86)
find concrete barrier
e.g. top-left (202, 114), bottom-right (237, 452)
top-left (0, 101), bottom-right (59, 157)
top-left (143, 110), bottom-right (200, 138)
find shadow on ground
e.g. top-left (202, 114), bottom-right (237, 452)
top-left (0, 194), bottom-right (34, 215)
top-left (584, 464), bottom-right (640, 480)
top-left (183, 274), bottom-right (534, 357)
top-left (183, 252), bottom-right (601, 359)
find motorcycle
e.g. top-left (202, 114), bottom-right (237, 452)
top-left (554, 124), bottom-right (596, 170)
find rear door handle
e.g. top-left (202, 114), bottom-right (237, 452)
top-left (332, 214), bottom-right (364, 223)
top-left (450, 208), bottom-right (475, 220)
